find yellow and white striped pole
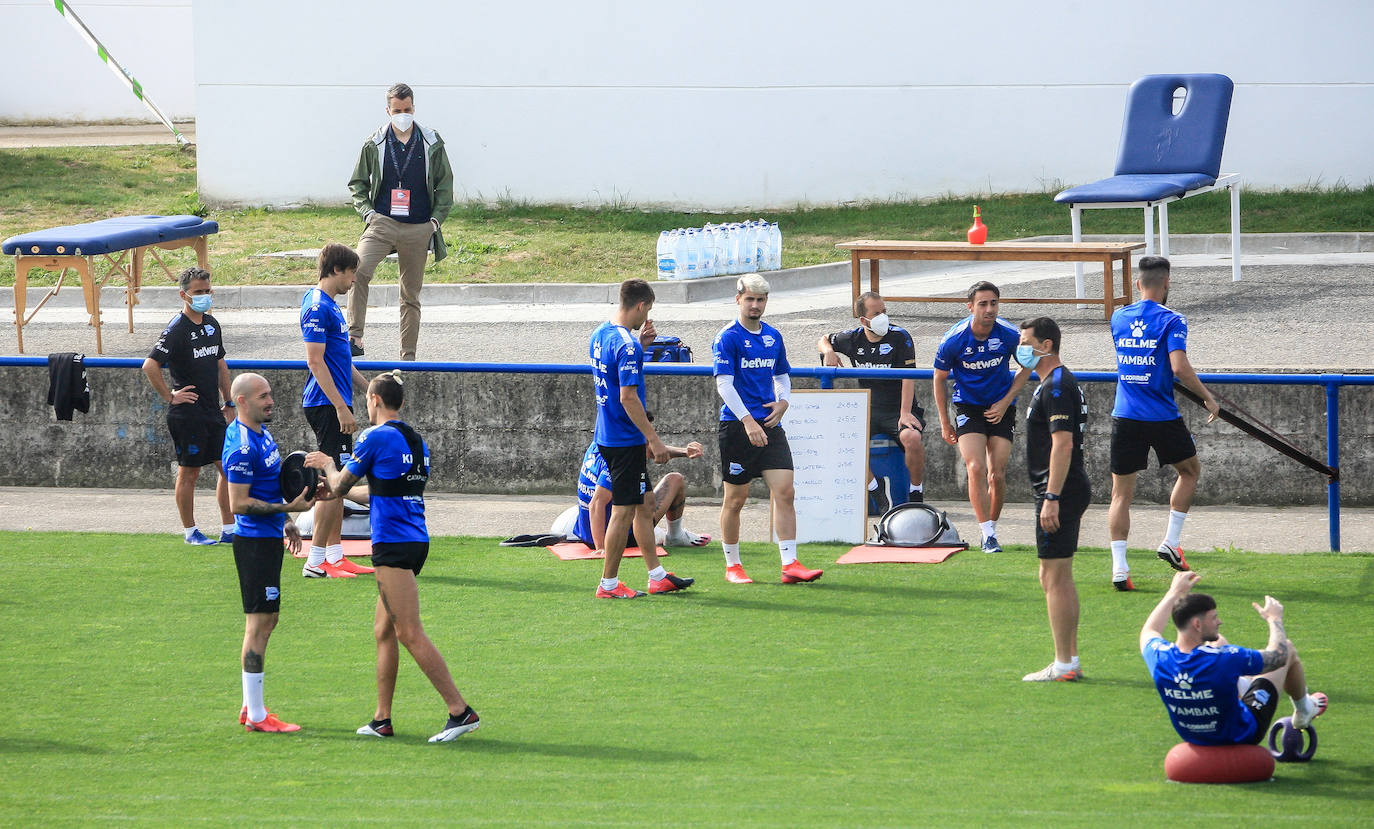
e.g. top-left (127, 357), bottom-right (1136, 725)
top-left (51, 0), bottom-right (190, 146)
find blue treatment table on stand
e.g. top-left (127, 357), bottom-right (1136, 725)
top-left (3, 215), bottom-right (218, 353)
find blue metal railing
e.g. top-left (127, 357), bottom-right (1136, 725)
top-left (4, 355), bottom-right (1368, 551)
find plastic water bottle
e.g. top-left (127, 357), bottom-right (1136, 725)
top-left (683, 228), bottom-right (701, 279)
top-left (752, 220), bottom-right (768, 272)
top-left (699, 223), bottom-right (718, 277)
top-left (767, 222), bottom-right (782, 270)
top-left (656, 230), bottom-right (676, 280)
top-left (671, 229), bottom-right (689, 279)
top-left (721, 223), bottom-right (738, 274)
top-left (704, 223), bottom-right (723, 277)
top-left (736, 222), bottom-right (758, 270)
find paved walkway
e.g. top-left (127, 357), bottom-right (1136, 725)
top-left (1, 486), bottom-right (1366, 554)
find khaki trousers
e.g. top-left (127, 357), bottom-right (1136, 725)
top-left (348, 214), bottom-right (433, 360)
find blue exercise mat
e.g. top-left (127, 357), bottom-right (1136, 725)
top-left (3, 215), bottom-right (218, 256)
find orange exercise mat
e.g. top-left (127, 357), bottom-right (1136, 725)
top-left (292, 537), bottom-right (373, 558)
top-left (546, 542), bottom-right (669, 561)
top-left (835, 544), bottom-right (963, 564)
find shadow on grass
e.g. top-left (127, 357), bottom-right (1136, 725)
top-left (0, 737), bottom-right (106, 755)
top-left (1259, 759), bottom-right (1374, 801)
top-left (462, 736), bottom-right (702, 764)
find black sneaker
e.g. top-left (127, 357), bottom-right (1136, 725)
top-left (428, 706), bottom-right (480, 743)
top-left (357, 718), bottom-right (394, 738)
top-left (350, 339), bottom-right (364, 357)
top-left (868, 484), bottom-right (891, 516)
top-left (907, 490), bottom-right (924, 504)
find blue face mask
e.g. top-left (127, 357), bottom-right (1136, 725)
top-left (189, 294), bottom-right (213, 313)
top-left (1015, 344), bottom-right (1044, 369)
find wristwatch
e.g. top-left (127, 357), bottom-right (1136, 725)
top-left (1043, 492), bottom-right (1060, 501)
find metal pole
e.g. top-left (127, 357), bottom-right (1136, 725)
top-left (1324, 375), bottom-right (1341, 552)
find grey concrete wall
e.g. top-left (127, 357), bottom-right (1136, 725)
top-left (5, 365), bottom-right (1367, 506)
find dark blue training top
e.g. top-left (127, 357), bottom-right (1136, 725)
top-left (300, 287), bottom-right (353, 409)
top-left (712, 320), bottom-right (791, 422)
top-left (223, 420), bottom-right (286, 538)
top-left (933, 317), bottom-right (1018, 406)
top-left (1143, 636), bottom-right (1265, 745)
top-left (1112, 299), bottom-right (1189, 421)
top-left (346, 421), bottom-right (429, 544)
top-left (590, 321), bottom-right (648, 448)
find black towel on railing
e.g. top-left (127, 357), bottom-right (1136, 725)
top-left (47, 352), bottom-right (91, 421)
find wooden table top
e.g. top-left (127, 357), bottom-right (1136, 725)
top-left (836, 240), bottom-right (1146, 253)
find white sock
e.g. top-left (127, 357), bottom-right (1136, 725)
top-left (1165, 510), bottom-right (1187, 547)
top-left (910, 483), bottom-right (923, 493)
top-left (979, 520), bottom-right (996, 541)
top-left (723, 543), bottom-right (741, 567)
top-left (306, 545), bottom-right (326, 567)
top-left (1111, 540), bottom-right (1129, 574)
top-left (1071, 655), bottom-right (1080, 670)
top-left (242, 671), bottom-right (266, 723)
top-left (667, 517), bottom-right (684, 536)
top-left (325, 543), bottom-right (344, 565)
top-left (222, 524), bottom-right (236, 536)
top-left (867, 479), bottom-right (879, 492)
top-left (648, 565), bottom-right (667, 581)
top-left (1054, 660), bottom-right (1074, 673)
top-left (600, 577), bottom-right (620, 591)
top-left (778, 539), bottom-right (798, 566)
top-left (183, 526), bottom-right (198, 540)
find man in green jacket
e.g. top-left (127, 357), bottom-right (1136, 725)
top-left (347, 82), bottom-right (454, 361)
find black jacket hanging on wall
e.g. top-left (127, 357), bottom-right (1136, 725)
top-left (47, 352), bottom-right (91, 421)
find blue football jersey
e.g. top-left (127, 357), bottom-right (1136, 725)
top-left (590, 321), bottom-right (648, 447)
top-left (1112, 299), bottom-right (1189, 420)
top-left (572, 442), bottom-right (613, 546)
top-left (932, 317), bottom-right (1019, 406)
top-left (222, 420), bottom-right (286, 538)
top-left (345, 421), bottom-right (429, 544)
top-left (712, 320), bottom-right (792, 422)
top-left (300, 287), bottom-right (353, 409)
top-left (1142, 636), bottom-right (1265, 745)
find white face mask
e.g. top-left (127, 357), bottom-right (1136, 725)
top-left (867, 313), bottom-right (890, 337)
top-left (390, 112), bottom-right (414, 132)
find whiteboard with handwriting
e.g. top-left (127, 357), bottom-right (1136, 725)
top-left (778, 389), bottom-right (869, 544)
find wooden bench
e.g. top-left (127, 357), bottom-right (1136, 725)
top-left (836, 240), bottom-right (1146, 320)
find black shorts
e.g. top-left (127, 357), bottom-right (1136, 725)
top-left (718, 420), bottom-right (793, 485)
top-left (598, 443), bottom-right (651, 506)
top-left (304, 404), bottom-right (354, 467)
top-left (167, 408), bottom-right (227, 468)
top-left (871, 405), bottom-right (925, 442)
top-left (1110, 417), bottom-right (1196, 475)
top-left (1034, 474), bottom-right (1091, 559)
top-left (233, 535), bottom-right (284, 614)
top-left (954, 402), bottom-right (1015, 442)
top-left (1239, 677), bottom-right (1281, 745)
top-left (371, 540), bottom-right (429, 575)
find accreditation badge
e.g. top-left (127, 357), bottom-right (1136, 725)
top-left (390, 188), bottom-right (411, 218)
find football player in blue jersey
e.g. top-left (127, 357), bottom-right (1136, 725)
top-left (308, 371), bottom-right (482, 743)
top-left (587, 279), bottom-right (694, 598)
top-left (301, 244), bottom-right (375, 579)
top-left (223, 372), bottom-right (331, 733)
top-left (1141, 571), bottom-right (1327, 746)
top-left (932, 282), bottom-right (1030, 553)
top-left (1107, 257), bottom-right (1220, 590)
top-left (713, 274), bottom-right (823, 585)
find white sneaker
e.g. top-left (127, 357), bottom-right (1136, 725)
top-left (302, 563), bottom-right (327, 578)
top-left (665, 529), bottom-right (712, 547)
top-left (1022, 663), bottom-right (1083, 682)
top-left (1292, 692), bottom-right (1329, 729)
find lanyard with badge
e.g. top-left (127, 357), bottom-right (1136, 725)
top-left (387, 129), bottom-right (419, 218)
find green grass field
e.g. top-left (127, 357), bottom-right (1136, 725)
top-left (2, 145), bottom-right (1372, 288)
top-left (2, 532), bottom-right (1371, 826)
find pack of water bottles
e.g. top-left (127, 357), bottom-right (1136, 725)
top-left (656, 220), bottom-right (782, 280)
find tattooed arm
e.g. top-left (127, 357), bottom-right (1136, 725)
top-left (1253, 595), bottom-right (1291, 672)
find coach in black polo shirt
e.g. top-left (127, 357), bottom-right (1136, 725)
top-left (818, 291), bottom-right (926, 513)
top-left (142, 266), bottom-right (235, 546)
top-left (347, 82), bottom-right (455, 361)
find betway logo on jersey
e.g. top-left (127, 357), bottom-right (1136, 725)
top-left (739, 357), bottom-right (776, 370)
top-left (193, 344), bottom-right (220, 359)
top-left (961, 357), bottom-right (1004, 371)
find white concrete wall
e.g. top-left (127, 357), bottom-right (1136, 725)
top-left (193, 0), bottom-right (1374, 208)
top-left (2, 0), bottom-right (194, 123)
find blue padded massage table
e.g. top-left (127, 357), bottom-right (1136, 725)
top-left (3, 215), bottom-right (218, 353)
